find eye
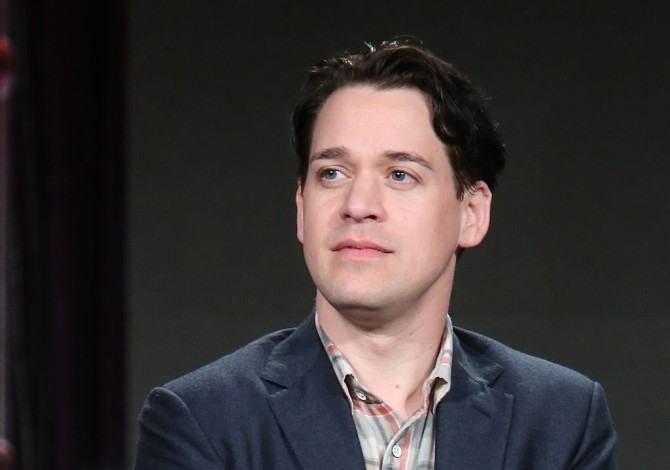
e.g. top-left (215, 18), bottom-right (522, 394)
top-left (319, 168), bottom-right (345, 181)
top-left (390, 170), bottom-right (414, 183)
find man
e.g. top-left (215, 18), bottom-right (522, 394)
top-left (135, 40), bottom-right (617, 469)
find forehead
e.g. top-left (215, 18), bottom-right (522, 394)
top-left (309, 86), bottom-right (445, 160)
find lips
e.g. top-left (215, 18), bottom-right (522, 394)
top-left (333, 239), bottom-right (392, 254)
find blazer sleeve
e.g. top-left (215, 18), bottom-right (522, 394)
top-left (570, 381), bottom-right (617, 469)
top-left (134, 387), bottom-right (224, 470)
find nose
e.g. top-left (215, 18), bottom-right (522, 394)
top-left (339, 172), bottom-right (387, 223)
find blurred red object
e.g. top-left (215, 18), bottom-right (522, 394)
top-left (0, 438), bottom-right (11, 470)
top-left (0, 37), bottom-right (13, 101)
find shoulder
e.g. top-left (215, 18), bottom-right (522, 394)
top-left (453, 326), bottom-right (617, 467)
top-left (135, 326), bottom-right (304, 467)
top-left (137, 327), bottom-right (299, 454)
top-left (162, 327), bottom-right (296, 401)
top-left (165, 328), bottom-right (295, 392)
top-left (453, 326), bottom-right (594, 395)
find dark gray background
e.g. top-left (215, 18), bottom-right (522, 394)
top-left (128, 2), bottom-right (670, 467)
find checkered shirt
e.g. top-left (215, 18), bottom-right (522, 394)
top-left (316, 315), bottom-right (454, 470)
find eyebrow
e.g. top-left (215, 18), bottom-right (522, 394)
top-left (310, 147), bottom-right (433, 170)
top-left (310, 146), bottom-right (349, 163)
top-left (384, 151), bottom-right (433, 170)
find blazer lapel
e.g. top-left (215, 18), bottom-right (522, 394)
top-left (260, 313), bottom-right (365, 470)
top-left (435, 330), bottom-right (514, 470)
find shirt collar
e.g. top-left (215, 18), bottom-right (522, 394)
top-left (315, 313), bottom-right (454, 413)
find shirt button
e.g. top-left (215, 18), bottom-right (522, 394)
top-left (392, 444), bottom-right (402, 458)
top-left (355, 390), bottom-right (367, 401)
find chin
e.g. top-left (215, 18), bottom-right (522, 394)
top-left (318, 286), bottom-right (393, 314)
top-left (325, 293), bottom-right (377, 311)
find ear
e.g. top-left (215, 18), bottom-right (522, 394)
top-left (458, 181), bottom-right (492, 249)
top-left (296, 181), bottom-right (304, 244)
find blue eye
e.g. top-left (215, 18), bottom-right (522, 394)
top-left (390, 171), bottom-right (412, 182)
top-left (320, 169), bottom-right (343, 180)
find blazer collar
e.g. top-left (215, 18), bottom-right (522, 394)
top-left (260, 311), bottom-right (366, 470)
top-left (434, 329), bottom-right (514, 469)
top-left (260, 314), bottom-right (513, 470)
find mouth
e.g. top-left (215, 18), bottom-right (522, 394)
top-left (333, 240), bottom-right (392, 258)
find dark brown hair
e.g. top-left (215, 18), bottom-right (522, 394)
top-left (290, 39), bottom-right (506, 198)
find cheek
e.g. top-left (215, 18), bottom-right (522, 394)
top-left (301, 202), bottom-right (329, 242)
top-left (396, 207), bottom-right (415, 226)
top-left (416, 201), bottom-right (462, 245)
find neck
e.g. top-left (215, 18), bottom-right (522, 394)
top-left (316, 293), bottom-right (450, 421)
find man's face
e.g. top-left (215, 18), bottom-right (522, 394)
top-left (296, 86), bottom-right (490, 321)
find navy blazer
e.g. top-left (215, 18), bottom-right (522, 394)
top-left (135, 313), bottom-right (617, 469)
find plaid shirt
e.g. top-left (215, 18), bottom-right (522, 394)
top-left (316, 315), bottom-right (454, 470)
